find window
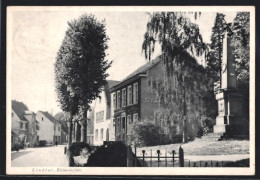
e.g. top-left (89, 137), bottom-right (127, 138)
top-left (25, 123), bottom-right (28, 130)
top-left (127, 115), bottom-right (132, 135)
top-left (11, 112), bottom-right (14, 118)
top-left (127, 115), bottom-right (132, 124)
top-left (100, 128), bottom-right (104, 141)
top-left (42, 117), bottom-right (44, 121)
top-left (117, 91), bottom-right (121, 108)
top-left (58, 127), bottom-right (60, 131)
top-left (127, 85), bottom-right (132, 105)
top-left (113, 93), bottom-right (116, 109)
top-left (20, 122), bottom-right (23, 129)
top-left (96, 111), bottom-right (104, 123)
top-left (133, 113), bottom-right (138, 122)
top-left (122, 88), bottom-right (126, 107)
top-left (54, 126), bottom-right (56, 131)
top-left (36, 124), bottom-right (40, 130)
top-left (133, 83), bottom-right (138, 104)
top-left (95, 129), bottom-right (98, 141)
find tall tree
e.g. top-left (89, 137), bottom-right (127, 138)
top-left (142, 12), bottom-right (216, 143)
top-left (206, 13), bottom-right (227, 81)
top-left (55, 14), bottom-right (112, 145)
top-left (230, 12), bottom-right (250, 86)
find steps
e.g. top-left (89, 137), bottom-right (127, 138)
top-left (197, 133), bottom-right (223, 141)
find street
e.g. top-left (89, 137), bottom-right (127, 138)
top-left (11, 145), bottom-right (68, 167)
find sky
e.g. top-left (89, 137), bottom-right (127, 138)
top-left (8, 7), bottom-right (237, 115)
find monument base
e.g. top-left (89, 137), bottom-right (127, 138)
top-left (213, 89), bottom-right (249, 140)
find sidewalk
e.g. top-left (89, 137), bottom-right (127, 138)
top-left (184, 154), bottom-right (249, 162)
top-left (11, 145), bottom-right (68, 167)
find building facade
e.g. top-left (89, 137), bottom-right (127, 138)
top-left (92, 80), bottom-right (119, 146)
top-left (36, 111), bottom-right (62, 144)
top-left (11, 100), bottom-right (39, 147)
top-left (110, 57), bottom-right (166, 142)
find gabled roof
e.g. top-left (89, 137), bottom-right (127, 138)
top-left (110, 56), bottom-right (162, 91)
top-left (58, 120), bottom-right (68, 133)
top-left (39, 111), bottom-right (60, 124)
top-left (12, 100), bottom-right (29, 121)
top-left (104, 80), bottom-right (120, 103)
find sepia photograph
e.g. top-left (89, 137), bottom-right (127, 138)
top-left (6, 6), bottom-right (255, 175)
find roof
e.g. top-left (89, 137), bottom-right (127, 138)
top-left (12, 100), bottom-right (29, 121)
top-left (110, 56), bottom-right (162, 91)
top-left (104, 80), bottom-right (120, 103)
top-left (58, 120), bottom-right (68, 133)
top-left (39, 111), bottom-right (60, 124)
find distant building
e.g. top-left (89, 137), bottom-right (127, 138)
top-left (12, 100), bottom-right (38, 147)
top-left (92, 80), bottom-right (120, 146)
top-left (36, 111), bottom-right (62, 144)
top-left (58, 120), bottom-right (68, 144)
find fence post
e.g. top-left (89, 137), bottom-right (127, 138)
top-left (142, 150), bottom-right (145, 167)
top-left (127, 145), bottom-right (133, 167)
top-left (165, 150), bottom-right (167, 167)
top-left (134, 145), bottom-right (137, 166)
top-left (179, 146), bottom-right (184, 167)
top-left (172, 150), bottom-right (175, 167)
top-left (157, 150), bottom-right (160, 167)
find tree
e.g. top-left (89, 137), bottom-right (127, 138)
top-left (230, 12), bottom-right (250, 86)
top-left (55, 14), bottom-right (112, 145)
top-left (142, 12), bottom-right (216, 143)
top-left (206, 13), bottom-right (227, 81)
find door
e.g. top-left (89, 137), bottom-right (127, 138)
top-left (106, 128), bottom-right (109, 141)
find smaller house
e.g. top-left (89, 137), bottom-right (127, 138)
top-left (12, 100), bottom-right (38, 147)
top-left (36, 111), bottom-right (62, 145)
top-left (58, 120), bottom-right (68, 144)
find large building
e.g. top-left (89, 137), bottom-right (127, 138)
top-left (36, 111), bottom-right (62, 144)
top-left (110, 56), bottom-right (166, 142)
top-left (11, 100), bottom-right (39, 147)
top-left (92, 80), bottom-right (119, 146)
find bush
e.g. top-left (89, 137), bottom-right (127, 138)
top-left (86, 141), bottom-right (141, 167)
top-left (12, 142), bottom-right (24, 151)
top-left (131, 121), bottom-right (161, 147)
top-left (38, 140), bottom-right (47, 147)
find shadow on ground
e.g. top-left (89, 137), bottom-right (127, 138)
top-left (11, 151), bottom-right (33, 160)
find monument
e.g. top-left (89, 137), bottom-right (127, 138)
top-left (213, 33), bottom-right (248, 139)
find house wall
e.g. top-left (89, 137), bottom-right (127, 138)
top-left (93, 90), bottom-right (111, 146)
top-left (11, 110), bottom-right (29, 143)
top-left (24, 113), bottom-right (38, 146)
top-left (36, 112), bottom-right (54, 144)
top-left (140, 60), bottom-right (166, 121)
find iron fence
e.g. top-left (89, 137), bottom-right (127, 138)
top-left (127, 145), bottom-right (184, 167)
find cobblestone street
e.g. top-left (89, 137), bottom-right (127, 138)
top-left (11, 145), bottom-right (68, 167)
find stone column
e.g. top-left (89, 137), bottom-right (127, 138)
top-left (213, 33), bottom-right (247, 138)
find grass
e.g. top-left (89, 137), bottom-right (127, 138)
top-left (135, 138), bottom-right (249, 156)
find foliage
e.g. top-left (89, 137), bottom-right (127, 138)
top-left (206, 13), bottom-right (227, 80)
top-left (142, 12), bottom-right (207, 62)
top-left (54, 112), bottom-right (65, 121)
top-left (131, 121), bottom-right (162, 146)
top-left (86, 141), bottom-right (142, 167)
top-left (230, 12), bottom-right (250, 85)
top-left (12, 143), bottom-right (24, 151)
top-left (38, 140), bottom-right (47, 147)
top-left (142, 12), bottom-right (217, 143)
top-left (54, 14), bottom-right (112, 143)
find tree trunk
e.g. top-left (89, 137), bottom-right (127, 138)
top-left (81, 110), bottom-right (88, 143)
top-left (68, 116), bottom-right (73, 146)
top-left (76, 122), bottom-right (81, 142)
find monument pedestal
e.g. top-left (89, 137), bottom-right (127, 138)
top-left (213, 89), bottom-right (248, 139)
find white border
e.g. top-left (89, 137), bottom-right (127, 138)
top-left (6, 6), bottom-right (255, 175)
